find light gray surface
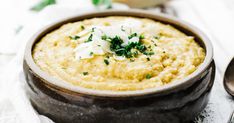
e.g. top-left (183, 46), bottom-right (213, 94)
top-left (0, 0), bottom-right (234, 122)
top-left (169, 0), bottom-right (234, 122)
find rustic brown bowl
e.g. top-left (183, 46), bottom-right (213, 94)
top-left (23, 10), bottom-right (215, 123)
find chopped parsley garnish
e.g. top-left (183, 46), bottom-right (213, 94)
top-left (85, 34), bottom-right (93, 43)
top-left (128, 33), bottom-right (137, 39)
top-left (100, 34), bottom-right (154, 58)
top-left (101, 35), bottom-right (107, 40)
top-left (143, 51), bottom-right (154, 56)
top-left (81, 25), bottom-right (85, 30)
top-left (69, 35), bottom-right (80, 40)
top-left (83, 72), bottom-right (89, 75)
top-left (104, 59), bottom-right (109, 65)
top-left (91, 27), bottom-right (96, 32)
top-left (147, 57), bottom-right (150, 61)
top-left (146, 74), bottom-right (152, 79)
top-left (139, 35), bottom-right (145, 39)
top-left (84, 32), bottom-right (154, 59)
top-left (136, 44), bottom-right (147, 53)
top-left (130, 59), bottom-right (135, 62)
top-left (133, 51), bottom-right (139, 57)
top-left (90, 52), bottom-right (94, 56)
top-left (154, 36), bottom-right (160, 39)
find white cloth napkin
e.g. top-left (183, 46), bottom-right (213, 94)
top-left (0, 1), bottom-right (129, 123)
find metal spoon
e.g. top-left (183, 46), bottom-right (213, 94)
top-left (224, 57), bottom-right (234, 97)
top-left (224, 58), bottom-right (234, 123)
top-left (228, 110), bottom-right (234, 123)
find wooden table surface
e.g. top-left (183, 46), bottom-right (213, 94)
top-left (0, 0), bottom-right (234, 122)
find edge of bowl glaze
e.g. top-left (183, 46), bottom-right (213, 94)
top-left (24, 10), bottom-right (213, 97)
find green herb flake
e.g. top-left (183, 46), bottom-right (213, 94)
top-left (83, 72), bottom-right (89, 75)
top-left (147, 57), bottom-right (150, 61)
top-left (85, 34), bottom-right (93, 43)
top-left (128, 33), bottom-right (137, 39)
top-left (154, 36), bottom-right (160, 39)
top-left (90, 52), bottom-right (94, 56)
top-left (104, 59), bottom-right (109, 65)
top-left (101, 35), bottom-right (107, 40)
top-left (146, 74), bottom-right (152, 79)
top-left (106, 38), bottom-right (112, 42)
top-left (133, 51), bottom-right (138, 57)
top-left (81, 25), bottom-right (85, 30)
top-left (143, 51), bottom-right (154, 56)
top-left (106, 35), bottom-right (154, 58)
top-left (130, 59), bottom-right (135, 62)
top-left (91, 27), bottom-right (96, 32)
top-left (69, 35), bottom-right (80, 40)
top-left (136, 44), bottom-right (147, 53)
top-left (139, 35), bottom-right (145, 39)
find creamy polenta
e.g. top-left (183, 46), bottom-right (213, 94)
top-left (33, 16), bottom-right (205, 91)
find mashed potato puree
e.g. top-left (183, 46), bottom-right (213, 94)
top-left (33, 16), bottom-right (205, 91)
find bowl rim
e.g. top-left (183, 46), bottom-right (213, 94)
top-left (24, 10), bottom-right (213, 97)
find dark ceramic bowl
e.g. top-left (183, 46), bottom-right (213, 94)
top-left (23, 10), bottom-right (215, 123)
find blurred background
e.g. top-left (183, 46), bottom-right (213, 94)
top-left (1, 0), bottom-right (234, 123)
top-left (0, 0), bottom-right (174, 67)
